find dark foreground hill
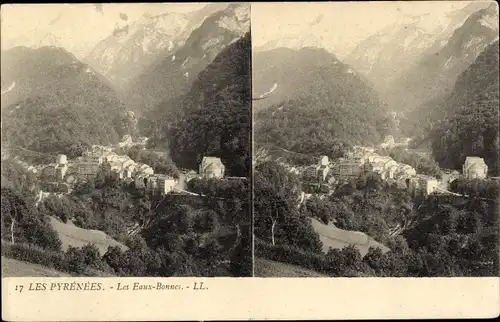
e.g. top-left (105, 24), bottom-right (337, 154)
top-left (430, 41), bottom-right (499, 175)
top-left (148, 33), bottom-right (251, 177)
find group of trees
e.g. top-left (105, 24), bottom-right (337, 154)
top-left (450, 178), bottom-right (499, 200)
top-left (1, 157), bottom-right (252, 277)
top-left (1, 159), bottom-right (61, 250)
top-left (163, 33), bottom-right (251, 178)
top-left (253, 47), bottom-right (395, 156)
top-left (302, 171), bottom-right (415, 245)
top-left (426, 41), bottom-right (499, 176)
top-left (254, 161), bottom-right (499, 277)
top-left (125, 146), bottom-right (180, 178)
top-left (1, 46), bottom-right (136, 158)
top-left (253, 161), bottom-right (323, 253)
top-left (402, 195), bottom-right (499, 276)
top-left (67, 171), bottom-right (252, 276)
top-left (430, 91), bottom-right (499, 176)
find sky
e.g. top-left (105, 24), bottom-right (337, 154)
top-left (1, 2), bottom-right (492, 60)
top-left (251, 1), bottom-right (478, 57)
top-left (0, 3), bottom-right (208, 58)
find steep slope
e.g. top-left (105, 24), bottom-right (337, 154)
top-left (346, 2), bottom-right (492, 94)
top-left (162, 32), bottom-right (251, 177)
top-left (430, 41), bottom-right (499, 175)
top-left (0, 46), bottom-right (131, 156)
top-left (124, 3), bottom-right (250, 115)
top-left (49, 217), bottom-right (128, 256)
top-left (309, 218), bottom-right (389, 257)
top-left (84, 4), bottom-right (229, 91)
top-left (386, 3), bottom-right (499, 115)
top-left (253, 47), bottom-right (394, 154)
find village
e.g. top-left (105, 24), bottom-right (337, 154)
top-left (276, 135), bottom-right (492, 204)
top-left (17, 135), bottom-right (233, 202)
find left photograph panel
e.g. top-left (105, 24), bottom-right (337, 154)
top-left (1, 3), bottom-right (252, 277)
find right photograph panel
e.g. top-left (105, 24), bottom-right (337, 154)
top-left (252, 1), bottom-right (499, 277)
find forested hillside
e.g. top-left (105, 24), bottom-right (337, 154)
top-left (150, 33), bottom-right (251, 177)
top-left (253, 47), bottom-right (394, 155)
top-left (1, 158), bottom-right (252, 277)
top-left (1, 46), bottom-right (132, 157)
top-left (430, 41), bottom-right (499, 175)
top-left (254, 161), bottom-right (499, 277)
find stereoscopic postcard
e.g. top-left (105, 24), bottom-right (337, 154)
top-left (1, 1), bottom-right (499, 320)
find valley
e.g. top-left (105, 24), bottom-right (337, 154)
top-left (252, 1), bottom-right (499, 277)
top-left (1, 3), bottom-right (252, 277)
top-left (1, 2), bottom-right (498, 279)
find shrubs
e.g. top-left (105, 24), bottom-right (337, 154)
top-left (1, 241), bottom-right (114, 276)
top-left (1, 240), bottom-right (69, 272)
top-left (255, 239), bottom-right (371, 277)
top-left (256, 240), bottom-right (331, 275)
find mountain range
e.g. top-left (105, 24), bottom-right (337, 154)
top-left (84, 3), bottom-right (229, 91)
top-left (1, 3), bottom-right (250, 160)
top-left (121, 3), bottom-right (250, 115)
top-left (346, 1), bottom-right (493, 94)
top-left (384, 3), bottom-right (499, 116)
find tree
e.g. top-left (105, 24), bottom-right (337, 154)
top-left (1, 187), bottom-right (62, 251)
top-left (363, 247), bottom-right (389, 276)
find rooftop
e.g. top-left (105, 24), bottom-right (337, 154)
top-left (155, 174), bottom-right (175, 180)
top-left (465, 156), bottom-right (486, 164)
top-left (202, 156), bottom-right (223, 163)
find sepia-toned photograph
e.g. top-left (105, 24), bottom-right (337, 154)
top-left (1, 3), bottom-right (252, 278)
top-left (1, 1), bottom-right (500, 321)
top-left (252, 1), bottom-right (499, 277)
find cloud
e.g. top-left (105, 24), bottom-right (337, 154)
top-left (119, 12), bottom-right (128, 21)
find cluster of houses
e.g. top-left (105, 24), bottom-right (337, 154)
top-left (294, 144), bottom-right (490, 197)
top-left (36, 143), bottom-right (230, 196)
top-left (37, 146), bottom-right (159, 193)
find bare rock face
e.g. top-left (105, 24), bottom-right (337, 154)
top-left (84, 4), bottom-right (231, 93)
top-left (345, 1), bottom-right (494, 95)
top-left (122, 3), bottom-right (250, 115)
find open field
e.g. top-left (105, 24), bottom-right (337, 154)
top-left (310, 217), bottom-right (390, 257)
top-left (2, 256), bottom-right (70, 277)
top-left (49, 217), bottom-right (128, 255)
top-left (254, 257), bottom-right (327, 277)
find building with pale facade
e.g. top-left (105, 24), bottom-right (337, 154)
top-left (408, 175), bottom-right (439, 196)
top-left (156, 174), bottom-right (177, 195)
top-left (462, 157), bottom-right (488, 179)
top-left (318, 155), bottom-right (329, 166)
top-left (199, 157), bottom-right (225, 179)
top-left (330, 158), bottom-right (364, 180)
